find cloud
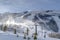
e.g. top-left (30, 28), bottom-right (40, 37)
top-left (0, 0), bottom-right (60, 13)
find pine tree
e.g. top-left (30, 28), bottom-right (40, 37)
top-left (23, 32), bottom-right (26, 39)
top-left (17, 34), bottom-right (19, 37)
top-left (14, 29), bottom-right (16, 34)
top-left (44, 31), bottom-right (46, 38)
top-left (26, 28), bottom-right (29, 35)
top-left (0, 25), bottom-right (3, 30)
top-left (27, 37), bottom-right (30, 40)
top-left (35, 24), bottom-right (37, 35)
top-left (34, 33), bottom-right (37, 40)
top-left (3, 25), bottom-right (7, 32)
top-left (33, 24), bottom-right (37, 40)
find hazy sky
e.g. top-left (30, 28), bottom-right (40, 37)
top-left (0, 0), bottom-right (60, 13)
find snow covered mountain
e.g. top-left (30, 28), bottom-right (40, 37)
top-left (0, 10), bottom-right (60, 32)
top-left (22, 10), bottom-right (60, 32)
top-left (0, 10), bottom-right (60, 40)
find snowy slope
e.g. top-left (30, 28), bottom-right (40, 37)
top-left (0, 31), bottom-right (60, 40)
top-left (0, 10), bottom-right (60, 40)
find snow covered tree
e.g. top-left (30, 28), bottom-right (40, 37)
top-left (48, 32), bottom-right (60, 39)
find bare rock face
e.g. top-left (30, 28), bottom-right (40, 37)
top-left (36, 13), bottom-right (59, 32)
top-left (48, 32), bottom-right (60, 39)
top-left (47, 19), bottom-right (59, 32)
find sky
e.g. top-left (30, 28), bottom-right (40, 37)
top-left (0, 0), bottom-right (60, 13)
